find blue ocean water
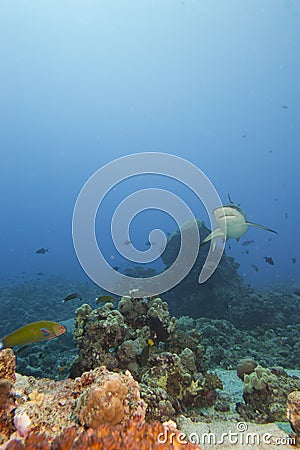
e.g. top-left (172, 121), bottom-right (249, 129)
top-left (0, 0), bottom-right (299, 290)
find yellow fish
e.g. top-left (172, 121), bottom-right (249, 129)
top-left (0, 321), bottom-right (66, 349)
top-left (95, 295), bottom-right (115, 304)
top-left (62, 293), bottom-right (83, 303)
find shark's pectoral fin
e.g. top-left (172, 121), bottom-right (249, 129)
top-left (200, 228), bottom-right (226, 247)
top-left (246, 222), bottom-right (278, 234)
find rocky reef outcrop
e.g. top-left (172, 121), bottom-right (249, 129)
top-left (287, 390), bottom-right (300, 446)
top-left (160, 220), bottom-right (300, 333)
top-left (236, 362), bottom-right (300, 423)
top-left (160, 219), bottom-right (245, 320)
top-left (69, 292), bottom-right (222, 420)
top-left (0, 349), bottom-right (16, 442)
top-left (0, 347), bottom-right (149, 447)
top-left (3, 420), bottom-right (202, 450)
top-left (0, 345), bottom-right (204, 449)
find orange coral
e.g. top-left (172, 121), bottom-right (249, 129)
top-left (0, 348), bottom-right (16, 383)
top-left (287, 390), bottom-right (300, 435)
top-left (0, 349), bottom-right (17, 443)
top-left (6, 420), bottom-right (202, 449)
top-left (73, 376), bottom-right (128, 427)
top-left (2, 363), bottom-right (146, 446)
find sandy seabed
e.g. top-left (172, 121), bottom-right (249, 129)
top-left (176, 368), bottom-right (299, 450)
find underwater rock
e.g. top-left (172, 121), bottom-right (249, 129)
top-left (139, 383), bottom-right (176, 422)
top-left (0, 378), bottom-right (15, 443)
top-left (141, 351), bottom-right (222, 411)
top-left (161, 219), bottom-right (209, 268)
top-left (71, 303), bottom-right (128, 373)
top-left (179, 348), bottom-right (197, 373)
top-left (287, 390), bottom-right (300, 445)
top-left (236, 365), bottom-right (300, 423)
top-left (0, 349), bottom-right (17, 443)
top-left (71, 294), bottom-right (177, 378)
top-left (160, 219), bottom-right (244, 320)
top-left (236, 357), bottom-right (258, 380)
top-left (13, 411), bottom-right (32, 438)
top-left (70, 292), bottom-right (221, 419)
top-left (118, 294), bottom-right (148, 327)
top-left (0, 346), bottom-right (201, 449)
top-left (0, 348), bottom-right (16, 383)
top-left (213, 391), bottom-right (231, 412)
top-left (0, 362), bottom-right (146, 447)
top-left (176, 316), bottom-right (300, 371)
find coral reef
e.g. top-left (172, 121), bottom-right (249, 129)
top-left (4, 420), bottom-right (202, 449)
top-left (0, 358), bottom-right (146, 447)
top-left (2, 278), bottom-right (300, 381)
top-left (69, 293), bottom-right (222, 420)
top-left (0, 349), bottom-right (16, 443)
top-left (287, 390), bottom-right (300, 446)
top-left (160, 222), bottom-right (300, 331)
top-left (141, 352), bottom-right (222, 419)
top-left (0, 348), bottom-right (16, 383)
top-left (176, 315), bottom-right (300, 370)
top-left (243, 365), bottom-right (278, 394)
top-left (73, 369), bottom-right (145, 427)
top-left (236, 364), bottom-right (300, 423)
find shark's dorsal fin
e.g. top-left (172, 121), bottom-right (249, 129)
top-left (227, 193), bottom-right (234, 204)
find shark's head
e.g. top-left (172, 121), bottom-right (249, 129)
top-left (213, 204), bottom-right (249, 238)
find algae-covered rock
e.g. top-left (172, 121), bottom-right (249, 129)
top-left (71, 294), bottom-right (176, 376)
top-left (70, 291), bottom-right (221, 420)
top-left (236, 366), bottom-right (300, 423)
top-left (236, 357), bottom-right (258, 380)
top-left (0, 349), bottom-right (16, 443)
top-left (0, 362), bottom-right (146, 447)
top-left (141, 351), bottom-right (222, 409)
top-left (287, 390), bottom-right (300, 441)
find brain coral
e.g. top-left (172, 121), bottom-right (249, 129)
top-left (73, 374), bottom-right (128, 427)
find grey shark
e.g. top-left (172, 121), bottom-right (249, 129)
top-left (201, 202), bottom-right (277, 249)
